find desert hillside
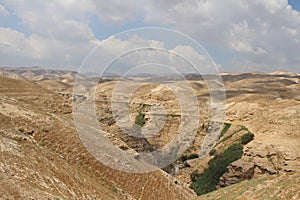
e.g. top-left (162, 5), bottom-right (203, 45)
top-left (0, 71), bottom-right (193, 200)
top-left (0, 67), bottom-right (299, 199)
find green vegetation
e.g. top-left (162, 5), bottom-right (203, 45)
top-left (140, 103), bottom-right (151, 110)
top-left (190, 170), bottom-right (201, 182)
top-left (241, 132), bottom-right (254, 144)
top-left (18, 128), bottom-right (24, 133)
top-left (217, 127), bottom-right (244, 144)
top-left (135, 112), bottom-right (146, 127)
top-left (217, 133), bottom-right (234, 144)
top-left (111, 185), bottom-right (118, 193)
top-left (181, 153), bottom-right (199, 162)
top-left (209, 149), bottom-right (217, 156)
top-left (190, 126), bottom-right (255, 196)
top-left (219, 123), bottom-right (231, 138)
top-left (13, 136), bottom-right (23, 141)
top-left (190, 143), bottom-right (244, 195)
top-left (167, 114), bottom-right (181, 118)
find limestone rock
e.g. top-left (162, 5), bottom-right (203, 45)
top-left (219, 141), bottom-right (286, 187)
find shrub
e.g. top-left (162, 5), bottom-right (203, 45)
top-left (181, 153), bottom-right (199, 162)
top-left (190, 170), bottom-right (201, 182)
top-left (13, 136), bottom-right (23, 141)
top-left (190, 143), bottom-right (243, 195)
top-left (219, 123), bottom-right (231, 138)
top-left (217, 127), bottom-right (244, 144)
top-left (111, 185), bottom-right (118, 193)
top-left (181, 155), bottom-right (188, 162)
top-left (135, 112), bottom-right (146, 127)
top-left (141, 103), bottom-right (151, 110)
top-left (168, 114), bottom-right (181, 117)
top-left (188, 153), bottom-right (199, 160)
top-left (209, 149), bottom-right (217, 156)
top-left (241, 132), bottom-right (254, 144)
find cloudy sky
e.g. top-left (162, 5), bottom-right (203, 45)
top-left (0, 0), bottom-right (300, 73)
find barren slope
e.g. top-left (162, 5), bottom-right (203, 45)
top-left (1, 67), bottom-right (299, 199)
top-left (0, 75), bottom-right (194, 200)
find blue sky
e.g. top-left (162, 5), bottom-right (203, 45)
top-left (0, 0), bottom-right (300, 73)
top-left (289, 0), bottom-right (300, 11)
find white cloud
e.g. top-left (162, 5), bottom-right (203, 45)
top-left (91, 0), bottom-right (147, 24)
top-left (0, 0), bottom-right (156, 69)
top-left (171, 45), bottom-right (208, 67)
top-left (0, 0), bottom-right (99, 68)
top-left (0, 0), bottom-right (300, 72)
top-left (0, 27), bottom-right (98, 68)
top-left (227, 21), bottom-right (268, 55)
top-left (106, 35), bottom-right (164, 52)
top-left (144, 0), bottom-right (300, 72)
top-left (253, 0), bottom-right (287, 14)
top-left (0, 4), bottom-right (9, 15)
top-left (79, 35), bottom-right (214, 75)
top-left (1, 0), bottom-right (95, 41)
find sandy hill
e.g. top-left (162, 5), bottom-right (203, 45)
top-left (0, 67), bottom-right (299, 199)
top-left (0, 75), bottom-right (193, 200)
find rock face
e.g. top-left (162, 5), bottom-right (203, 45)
top-left (219, 141), bottom-right (285, 187)
top-left (219, 73), bottom-right (300, 191)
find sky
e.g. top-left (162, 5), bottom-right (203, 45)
top-left (0, 0), bottom-right (300, 73)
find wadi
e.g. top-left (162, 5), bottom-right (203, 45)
top-left (0, 67), bottom-right (299, 199)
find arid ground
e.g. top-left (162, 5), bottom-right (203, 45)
top-left (0, 67), bottom-right (299, 199)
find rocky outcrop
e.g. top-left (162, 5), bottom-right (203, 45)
top-left (218, 141), bottom-right (285, 187)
